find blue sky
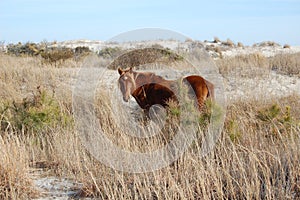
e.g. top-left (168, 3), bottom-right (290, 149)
top-left (0, 0), bottom-right (299, 45)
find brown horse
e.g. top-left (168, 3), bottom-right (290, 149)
top-left (117, 67), bottom-right (214, 113)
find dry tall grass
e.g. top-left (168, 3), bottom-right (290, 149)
top-left (0, 136), bottom-right (38, 199)
top-left (269, 53), bottom-right (300, 77)
top-left (217, 52), bottom-right (300, 78)
top-left (0, 52), bottom-right (299, 199)
top-left (216, 52), bottom-right (269, 78)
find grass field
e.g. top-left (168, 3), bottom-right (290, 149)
top-left (0, 45), bottom-right (299, 199)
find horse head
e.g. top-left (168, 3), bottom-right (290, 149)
top-left (118, 67), bottom-right (136, 102)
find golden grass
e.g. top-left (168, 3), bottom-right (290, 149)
top-left (216, 52), bottom-right (270, 78)
top-left (217, 52), bottom-right (300, 78)
top-left (0, 136), bottom-right (38, 199)
top-left (269, 52), bottom-right (300, 77)
top-left (0, 52), bottom-right (299, 199)
top-left (33, 94), bottom-right (300, 199)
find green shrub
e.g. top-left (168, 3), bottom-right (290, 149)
top-left (0, 87), bottom-right (72, 135)
top-left (198, 100), bottom-right (212, 129)
top-left (168, 103), bottom-right (180, 117)
top-left (256, 103), bottom-right (297, 137)
top-left (227, 119), bottom-right (241, 142)
top-left (257, 104), bottom-right (280, 122)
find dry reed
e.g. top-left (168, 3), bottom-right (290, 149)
top-left (0, 52), bottom-right (299, 199)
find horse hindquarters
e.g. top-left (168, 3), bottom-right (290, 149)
top-left (204, 79), bottom-right (214, 101)
top-left (183, 76), bottom-right (211, 110)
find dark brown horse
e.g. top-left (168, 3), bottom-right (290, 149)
top-left (131, 83), bottom-right (178, 111)
top-left (118, 67), bottom-right (214, 113)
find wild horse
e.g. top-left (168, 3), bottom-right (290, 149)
top-left (117, 67), bottom-right (214, 114)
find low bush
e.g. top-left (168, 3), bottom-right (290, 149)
top-left (108, 48), bottom-right (183, 70)
top-left (222, 39), bottom-right (235, 47)
top-left (237, 42), bottom-right (244, 48)
top-left (5, 42), bottom-right (90, 67)
top-left (213, 36), bottom-right (221, 43)
top-left (6, 42), bottom-right (42, 56)
top-left (41, 48), bottom-right (74, 67)
top-left (98, 47), bottom-right (122, 59)
top-left (0, 86), bottom-right (72, 136)
top-left (255, 41), bottom-right (281, 47)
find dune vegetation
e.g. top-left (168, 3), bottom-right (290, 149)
top-left (0, 41), bottom-right (299, 199)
